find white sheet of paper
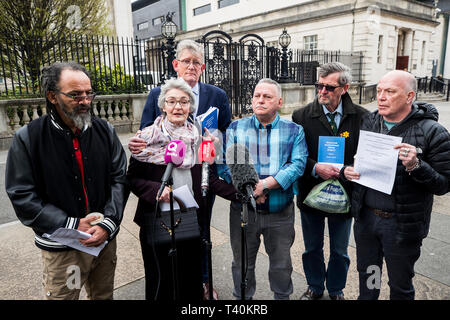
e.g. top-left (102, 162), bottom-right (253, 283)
top-left (159, 184), bottom-right (199, 212)
top-left (43, 228), bottom-right (107, 257)
top-left (354, 130), bottom-right (402, 195)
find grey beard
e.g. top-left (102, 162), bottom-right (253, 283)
top-left (71, 112), bottom-right (92, 131)
top-left (61, 105), bottom-right (92, 131)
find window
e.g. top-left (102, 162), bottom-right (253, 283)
top-left (137, 21), bottom-right (148, 31)
top-left (421, 41), bottom-right (426, 65)
top-left (303, 35), bottom-right (317, 50)
top-left (193, 4), bottom-right (211, 16)
top-left (377, 35), bottom-right (383, 64)
top-left (152, 16), bottom-right (163, 26)
top-left (218, 0), bottom-right (239, 9)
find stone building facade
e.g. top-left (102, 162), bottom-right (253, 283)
top-left (178, 0), bottom-right (441, 85)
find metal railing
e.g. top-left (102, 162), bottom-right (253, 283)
top-left (358, 84), bottom-right (377, 104)
top-left (0, 33), bottom-right (168, 99)
top-left (416, 76), bottom-right (449, 101)
top-left (289, 50), bottom-right (364, 85)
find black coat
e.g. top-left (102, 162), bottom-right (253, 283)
top-left (127, 157), bottom-right (237, 229)
top-left (292, 92), bottom-right (369, 216)
top-left (349, 102), bottom-right (450, 245)
top-left (127, 157), bottom-right (237, 300)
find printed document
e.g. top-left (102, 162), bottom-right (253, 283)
top-left (354, 130), bottom-right (402, 195)
top-left (159, 184), bottom-right (199, 212)
top-left (196, 107), bottom-right (219, 135)
top-left (43, 228), bottom-right (107, 257)
top-left (318, 136), bottom-right (345, 169)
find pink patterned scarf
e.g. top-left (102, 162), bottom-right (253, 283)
top-left (132, 115), bottom-right (199, 168)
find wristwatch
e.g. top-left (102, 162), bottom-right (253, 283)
top-left (262, 179), bottom-right (270, 195)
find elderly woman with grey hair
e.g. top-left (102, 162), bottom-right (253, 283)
top-left (127, 78), bottom-right (236, 301)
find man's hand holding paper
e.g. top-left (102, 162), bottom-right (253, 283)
top-left (315, 163), bottom-right (341, 180)
top-left (344, 130), bottom-right (402, 194)
top-left (79, 226), bottom-right (109, 247)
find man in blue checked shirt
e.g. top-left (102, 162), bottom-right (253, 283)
top-left (224, 78), bottom-right (308, 300)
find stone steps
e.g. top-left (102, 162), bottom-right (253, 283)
top-left (417, 93), bottom-right (447, 102)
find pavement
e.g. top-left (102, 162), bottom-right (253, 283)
top-left (0, 100), bottom-right (449, 301)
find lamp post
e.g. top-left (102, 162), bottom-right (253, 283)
top-left (278, 28), bottom-right (293, 83)
top-left (161, 12), bottom-right (178, 79)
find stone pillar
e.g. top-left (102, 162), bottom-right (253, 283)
top-left (130, 93), bottom-right (149, 132)
top-left (280, 83), bottom-right (315, 114)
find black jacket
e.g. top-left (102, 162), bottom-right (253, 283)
top-left (5, 112), bottom-right (129, 251)
top-left (292, 92), bottom-right (369, 216)
top-left (348, 102), bottom-right (450, 244)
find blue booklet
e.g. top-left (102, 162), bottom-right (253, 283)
top-left (318, 136), bottom-right (345, 168)
top-left (196, 107), bottom-right (219, 135)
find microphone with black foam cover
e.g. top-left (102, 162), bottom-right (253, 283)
top-left (225, 143), bottom-right (258, 210)
top-left (198, 140), bottom-right (216, 197)
top-left (157, 140), bottom-right (187, 199)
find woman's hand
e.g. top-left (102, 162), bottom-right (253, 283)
top-left (203, 127), bottom-right (219, 144)
top-left (157, 186), bottom-right (171, 202)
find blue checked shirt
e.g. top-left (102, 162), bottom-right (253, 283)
top-left (223, 114), bottom-right (308, 213)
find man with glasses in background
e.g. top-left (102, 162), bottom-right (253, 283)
top-left (5, 61), bottom-right (129, 299)
top-left (128, 39), bottom-right (231, 300)
top-left (292, 62), bottom-right (368, 300)
top-left (128, 39), bottom-right (231, 138)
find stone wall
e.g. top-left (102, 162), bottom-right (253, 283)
top-left (0, 93), bottom-right (148, 150)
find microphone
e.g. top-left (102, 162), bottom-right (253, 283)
top-left (157, 140), bottom-right (187, 199)
top-left (198, 140), bottom-right (216, 197)
top-left (225, 144), bottom-right (258, 210)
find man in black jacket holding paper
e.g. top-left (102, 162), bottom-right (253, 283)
top-left (343, 70), bottom-right (450, 299)
top-left (292, 62), bottom-right (368, 300)
top-left (5, 62), bottom-right (128, 300)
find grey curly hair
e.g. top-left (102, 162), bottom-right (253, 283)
top-left (157, 78), bottom-right (196, 114)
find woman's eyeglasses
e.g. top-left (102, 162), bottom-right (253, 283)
top-left (165, 99), bottom-right (190, 108)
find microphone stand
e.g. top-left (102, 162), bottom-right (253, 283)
top-left (167, 176), bottom-right (180, 301)
top-left (237, 192), bottom-right (250, 301)
top-left (202, 192), bottom-right (214, 300)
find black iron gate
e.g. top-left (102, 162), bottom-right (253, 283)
top-left (201, 30), bottom-right (271, 117)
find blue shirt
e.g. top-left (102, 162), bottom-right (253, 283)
top-left (224, 114), bottom-right (308, 213)
top-left (192, 82), bottom-right (200, 119)
top-left (322, 100), bottom-right (343, 128)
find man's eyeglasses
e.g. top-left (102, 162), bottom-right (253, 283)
top-left (178, 59), bottom-right (203, 69)
top-left (57, 91), bottom-right (96, 102)
top-left (165, 99), bottom-right (190, 108)
top-left (315, 83), bottom-right (342, 92)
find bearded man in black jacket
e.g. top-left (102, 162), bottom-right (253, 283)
top-left (5, 62), bottom-right (129, 300)
top-left (343, 70), bottom-right (450, 300)
top-left (292, 62), bottom-right (368, 300)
